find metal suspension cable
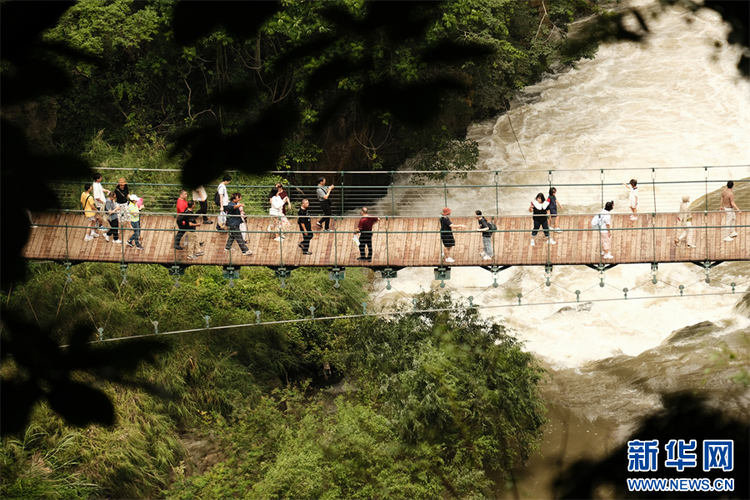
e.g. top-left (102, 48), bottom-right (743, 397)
top-left (58, 288), bottom-right (748, 349)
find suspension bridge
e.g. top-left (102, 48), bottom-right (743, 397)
top-left (23, 166), bottom-right (749, 281)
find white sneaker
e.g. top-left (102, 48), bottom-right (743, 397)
top-left (92, 232), bottom-right (100, 238)
top-left (99, 227), bottom-right (108, 232)
top-left (480, 251), bottom-right (486, 257)
top-left (530, 239), bottom-right (535, 246)
top-left (603, 253), bottom-right (614, 259)
top-left (548, 239), bottom-right (556, 245)
top-left (554, 229), bottom-right (562, 233)
top-left (104, 234), bottom-right (110, 242)
top-left (84, 235), bottom-right (94, 241)
top-left (273, 237), bottom-right (281, 241)
top-left (482, 255), bottom-right (492, 260)
top-left (723, 237), bottom-right (733, 242)
top-left (729, 232), bottom-right (738, 238)
top-left (112, 239), bottom-right (122, 244)
top-left (445, 257), bottom-right (455, 263)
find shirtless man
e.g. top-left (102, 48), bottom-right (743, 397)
top-left (720, 181), bottom-right (740, 242)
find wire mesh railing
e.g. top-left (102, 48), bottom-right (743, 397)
top-left (51, 165), bottom-right (749, 219)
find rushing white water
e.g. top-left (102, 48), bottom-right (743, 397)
top-left (371, 2), bottom-right (750, 378)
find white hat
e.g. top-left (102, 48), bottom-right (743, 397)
top-left (129, 194), bottom-right (138, 201)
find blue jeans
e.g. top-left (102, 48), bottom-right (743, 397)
top-left (128, 221), bottom-right (141, 246)
top-left (482, 236), bottom-right (493, 257)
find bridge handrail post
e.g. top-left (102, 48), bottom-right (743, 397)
top-left (339, 171), bottom-right (345, 216)
top-left (279, 219), bottom-right (284, 268)
top-left (385, 216), bottom-right (390, 267)
top-left (704, 166), bottom-right (709, 255)
top-left (64, 222), bottom-right (70, 262)
top-left (443, 172), bottom-right (448, 207)
top-left (390, 171), bottom-right (396, 217)
top-left (494, 171), bottom-right (499, 216)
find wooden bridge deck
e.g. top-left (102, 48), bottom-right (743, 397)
top-left (23, 212), bottom-right (748, 268)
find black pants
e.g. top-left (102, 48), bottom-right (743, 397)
top-left (318, 199), bottom-right (331, 230)
top-left (225, 229), bottom-right (249, 252)
top-left (299, 223), bottom-right (313, 251)
top-left (196, 200), bottom-right (209, 222)
top-left (108, 218), bottom-right (119, 241)
top-left (359, 233), bottom-right (373, 259)
top-left (174, 230), bottom-right (186, 247)
top-left (531, 217), bottom-right (550, 238)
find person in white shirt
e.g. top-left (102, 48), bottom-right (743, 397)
top-left (192, 185), bottom-right (212, 224)
top-left (623, 179), bottom-right (638, 221)
top-left (92, 173), bottom-right (110, 232)
top-left (216, 174), bottom-right (231, 228)
top-left (592, 200), bottom-right (614, 259)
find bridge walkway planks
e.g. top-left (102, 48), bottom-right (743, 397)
top-left (23, 212), bottom-right (748, 268)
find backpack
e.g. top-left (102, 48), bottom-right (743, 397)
top-left (177, 215), bottom-right (190, 230)
top-left (487, 220), bottom-right (497, 232)
top-left (591, 214), bottom-right (603, 229)
top-left (214, 190), bottom-right (222, 207)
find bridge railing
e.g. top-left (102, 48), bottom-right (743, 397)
top-left (49, 166), bottom-right (749, 217)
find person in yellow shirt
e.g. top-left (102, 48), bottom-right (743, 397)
top-left (80, 184), bottom-right (101, 241)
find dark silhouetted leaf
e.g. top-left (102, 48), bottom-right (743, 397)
top-left (420, 40), bottom-right (495, 64)
top-left (0, 378), bottom-right (42, 437)
top-left (47, 381), bottom-right (115, 428)
top-left (172, 1), bottom-right (281, 45)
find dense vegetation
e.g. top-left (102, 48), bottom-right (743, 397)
top-left (25, 0), bottom-right (599, 172)
top-left (1, 264), bottom-right (546, 499)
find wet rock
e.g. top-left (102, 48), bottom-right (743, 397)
top-left (554, 302), bottom-right (593, 314)
top-left (733, 288), bottom-right (750, 318)
top-left (661, 321), bottom-right (718, 345)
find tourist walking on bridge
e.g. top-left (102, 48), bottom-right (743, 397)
top-left (548, 187), bottom-right (563, 233)
top-left (592, 200), bottom-right (614, 259)
top-left (475, 210), bottom-right (494, 260)
top-left (440, 207), bottom-right (465, 263)
top-left (92, 173), bottom-right (110, 233)
top-left (114, 178), bottom-right (130, 230)
top-left (720, 181), bottom-right (740, 242)
top-left (125, 195), bottom-right (144, 250)
top-left (297, 199), bottom-right (313, 255)
top-left (316, 177), bottom-right (334, 231)
top-left (192, 185), bottom-right (212, 224)
top-left (216, 174), bottom-right (231, 229)
top-left (224, 193), bottom-right (253, 256)
top-left (179, 201), bottom-right (204, 259)
top-left (529, 193), bottom-right (555, 246)
top-left (624, 179), bottom-right (639, 221)
top-left (355, 207), bottom-right (379, 261)
top-left (105, 191), bottom-right (121, 244)
top-left (675, 195), bottom-right (695, 248)
top-left (80, 184), bottom-right (99, 241)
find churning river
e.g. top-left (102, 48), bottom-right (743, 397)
top-left (372, 1), bottom-right (750, 496)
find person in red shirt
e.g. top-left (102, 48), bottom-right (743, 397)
top-left (176, 190), bottom-right (189, 214)
top-left (174, 190), bottom-right (189, 249)
top-left (355, 207), bottom-right (379, 261)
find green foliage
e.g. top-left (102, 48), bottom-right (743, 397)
top-left (345, 291), bottom-right (547, 475)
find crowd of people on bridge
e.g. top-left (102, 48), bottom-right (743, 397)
top-left (79, 174), bottom-right (743, 263)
